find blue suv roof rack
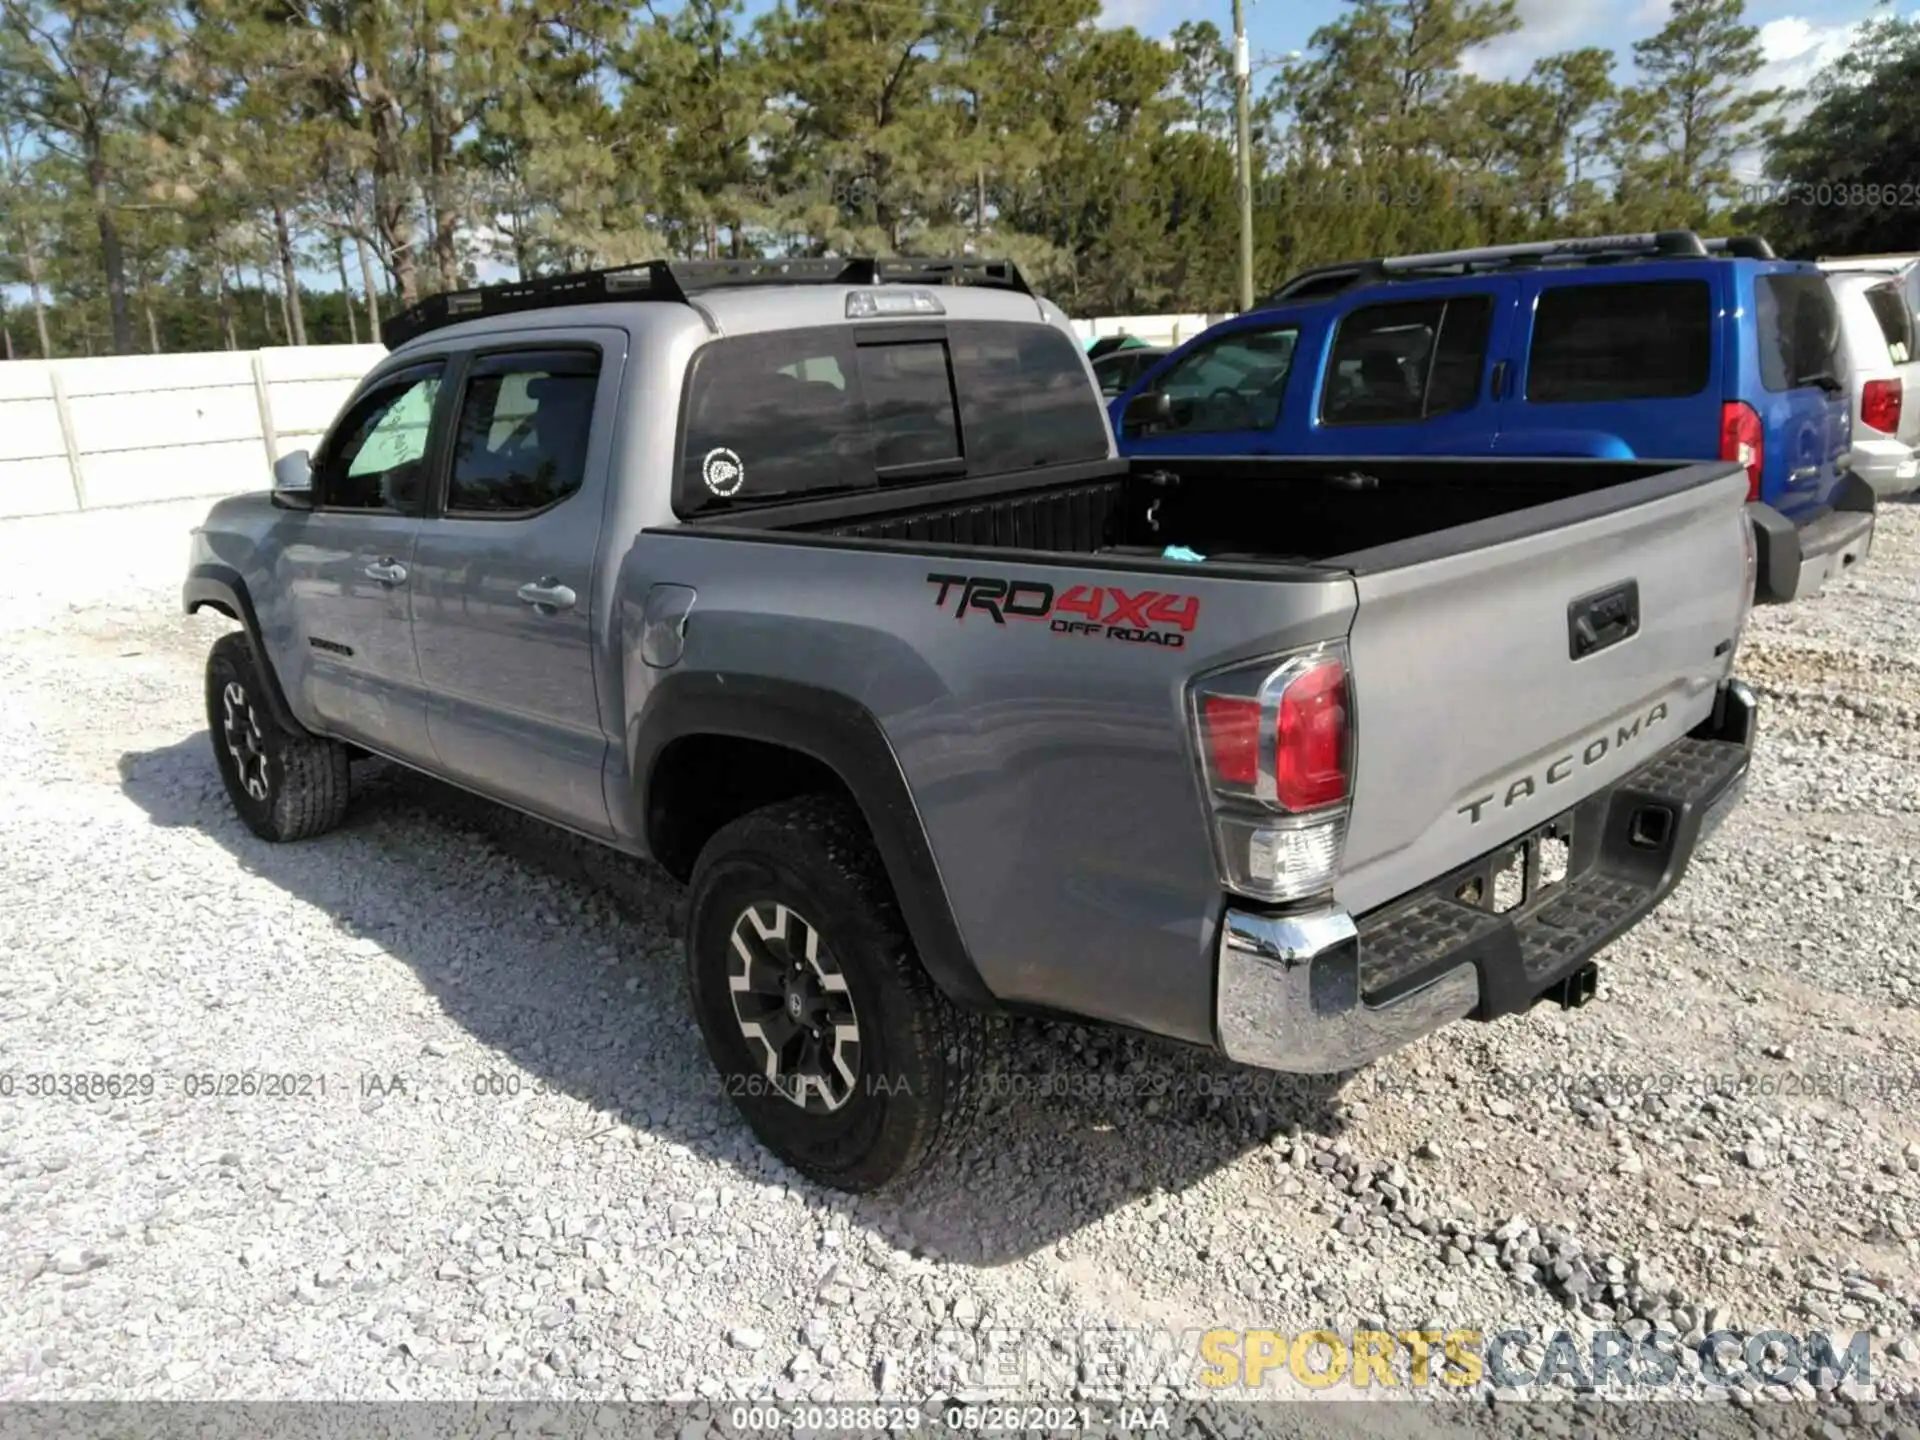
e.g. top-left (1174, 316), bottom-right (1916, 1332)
top-left (382, 256), bottom-right (1032, 349)
top-left (1267, 231), bottom-right (1777, 304)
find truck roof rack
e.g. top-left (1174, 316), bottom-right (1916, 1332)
top-left (382, 255), bottom-right (1033, 349)
top-left (1818, 251), bottom-right (1918, 272)
top-left (1267, 231), bottom-right (1779, 303)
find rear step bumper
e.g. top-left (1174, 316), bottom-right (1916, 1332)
top-left (1215, 678), bottom-right (1756, 1074)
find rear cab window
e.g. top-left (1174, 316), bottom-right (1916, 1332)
top-left (676, 320), bottom-right (1108, 513)
top-left (1754, 274), bottom-right (1844, 391)
top-left (1526, 280), bottom-right (1711, 402)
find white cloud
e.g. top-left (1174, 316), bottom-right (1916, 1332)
top-left (1463, 0), bottom-right (1609, 80)
top-left (1463, 0), bottom-right (1896, 87)
top-left (1755, 14), bottom-right (1865, 99)
top-left (1097, 0), bottom-right (1165, 31)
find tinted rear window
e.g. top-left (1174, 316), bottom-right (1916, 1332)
top-left (1754, 274), bottom-right (1843, 391)
top-left (1527, 280), bottom-right (1711, 403)
top-left (1864, 281), bottom-right (1914, 364)
top-left (855, 341), bottom-right (960, 468)
top-left (679, 320), bottom-right (1106, 510)
top-left (947, 322), bottom-right (1110, 471)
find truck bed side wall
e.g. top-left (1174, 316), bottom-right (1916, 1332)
top-left (618, 532), bottom-right (1356, 1044)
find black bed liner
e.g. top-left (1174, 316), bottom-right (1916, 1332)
top-left (669, 454), bottom-right (1734, 579)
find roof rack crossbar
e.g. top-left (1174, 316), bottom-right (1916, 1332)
top-left (381, 254), bottom-right (1032, 349)
top-left (1377, 230), bottom-right (1708, 273)
top-left (1264, 229), bottom-right (1787, 305)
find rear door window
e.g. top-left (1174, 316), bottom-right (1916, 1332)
top-left (1755, 274), bottom-right (1844, 391)
top-left (1321, 296), bottom-right (1493, 425)
top-left (445, 350), bottom-right (601, 515)
top-left (1527, 280), bottom-right (1710, 402)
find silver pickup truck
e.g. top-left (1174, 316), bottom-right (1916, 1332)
top-left (185, 258), bottom-right (1758, 1192)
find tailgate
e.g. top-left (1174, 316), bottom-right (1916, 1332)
top-left (1335, 463), bottom-right (1752, 918)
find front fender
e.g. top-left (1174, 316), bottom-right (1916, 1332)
top-left (183, 562), bottom-right (303, 735)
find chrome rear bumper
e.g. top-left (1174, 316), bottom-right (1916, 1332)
top-left (1215, 680), bottom-right (1757, 1075)
top-left (1216, 908), bottom-right (1478, 1073)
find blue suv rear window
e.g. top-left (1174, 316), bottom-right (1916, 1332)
top-left (1755, 273), bottom-right (1845, 391)
top-left (1527, 280), bottom-right (1710, 403)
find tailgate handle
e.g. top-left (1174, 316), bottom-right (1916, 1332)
top-left (1568, 580), bottom-right (1639, 660)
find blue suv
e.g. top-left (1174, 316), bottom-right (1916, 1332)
top-left (1111, 232), bottom-right (1874, 603)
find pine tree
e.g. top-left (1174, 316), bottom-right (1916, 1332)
top-left (1621, 0), bottom-right (1777, 221)
top-left (0, 0), bottom-right (170, 353)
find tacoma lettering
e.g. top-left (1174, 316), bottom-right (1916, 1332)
top-left (1459, 702), bottom-right (1670, 825)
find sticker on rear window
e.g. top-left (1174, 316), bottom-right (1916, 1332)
top-left (702, 447), bottom-right (744, 496)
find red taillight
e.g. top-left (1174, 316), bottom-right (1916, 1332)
top-left (1192, 645), bottom-right (1353, 902)
top-left (1863, 378), bottom-right (1903, 434)
top-left (1195, 655), bottom-right (1350, 811)
top-left (1274, 659), bottom-right (1349, 810)
top-left (1201, 694), bottom-right (1261, 786)
top-left (1720, 401), bottom-right (1764, 501)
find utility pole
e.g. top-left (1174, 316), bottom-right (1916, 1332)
top-left (1232, 0), bottom-right (1254, 313)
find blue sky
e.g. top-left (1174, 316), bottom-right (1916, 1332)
top-left (1094, 0), bottom-right (1884, 100)
top-left (726, 0), bottom-right (1893, 178)
top-left (734, 0), bottom-right (1886, 83)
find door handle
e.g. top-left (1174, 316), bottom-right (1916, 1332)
top-left (517, 578), bottom-right (578, 613)
top-left (364, 558), bottom-right (408, 585)
top-left (1567, 579), bottom-right (1639, 660)
top-left (1489, 359), bottom-right (1510, 400)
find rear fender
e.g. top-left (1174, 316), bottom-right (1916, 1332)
top-left (631, 672), bottom-right (998, 1012)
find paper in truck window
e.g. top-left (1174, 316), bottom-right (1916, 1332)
top-left (346, 379), bottom-right (438, 481)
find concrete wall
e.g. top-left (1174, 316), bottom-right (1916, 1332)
top-left (0, 316), bottom-right (1234, 520)
top-left (1069, 313), bottom-right (1232, 349)
top-left (0, 345), bottom-right (387, 520)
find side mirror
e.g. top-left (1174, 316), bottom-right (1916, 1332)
top-left (271, 449), bottom-right (314, 510)
top-left (1122, 390), bottom-right (1173, 436)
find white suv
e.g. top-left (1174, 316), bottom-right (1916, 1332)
top-left (1821, 257), bottom-right (1920, 497)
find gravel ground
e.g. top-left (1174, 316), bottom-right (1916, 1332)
top-left (1, 497), bottom-right (1917, 1429)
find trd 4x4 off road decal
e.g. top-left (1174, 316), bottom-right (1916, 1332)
top-left (926, 573), bottom-right (1200, 649)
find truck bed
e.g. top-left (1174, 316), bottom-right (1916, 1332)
top-left (648, 450), bottom-right (1751, 1041)
top-left (687, 455), bottom-right (1690, 574)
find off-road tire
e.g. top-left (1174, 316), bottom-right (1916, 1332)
top-left (686, 793), bottom-right (995, 1193)
top-left (205, 630), bottom-right (351, 843)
